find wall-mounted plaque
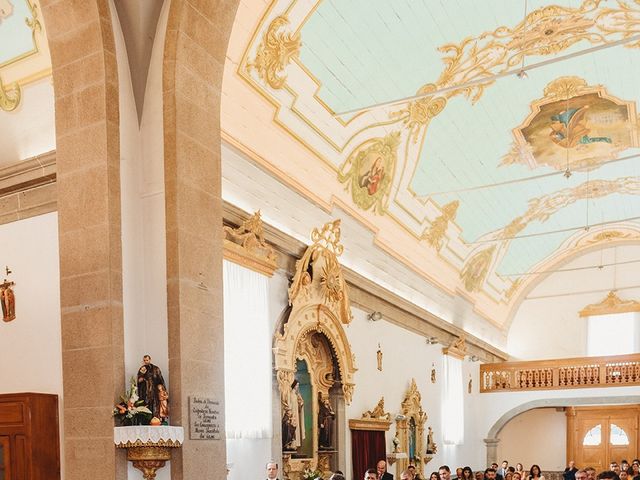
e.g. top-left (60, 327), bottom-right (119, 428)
top-left (189, 396), bottom-right (222, 440)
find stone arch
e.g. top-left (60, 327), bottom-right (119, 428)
top-left (484, 395), bottom-right (640, 465)
top-left (505, 230), bottom-right (640, 330)
top-left (40, 0), bottom-right (125, 477)
top-left (161, 1), bottom-right (240, 478)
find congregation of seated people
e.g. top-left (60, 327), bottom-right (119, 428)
top-left (342, 458), bottom-right (640, 480)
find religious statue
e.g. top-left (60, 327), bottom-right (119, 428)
top-left (430, 363), bottom-right (436, 383)
top-left (136, 355), bottom-right (168, 421)
top-left (376, 343), bottom-right (383, 371)
top-left (157, 384), bottom-right (170, 422)
top-left (468, 376), bottom-right (472, 394)
top-left (283, 379), bottom-right (305, 450)
top-left (1, 282), bottom-right (15, 322)
top-left (318, 393), bottom-right (335, 449)
top-left (392, 432), bottom-right (400, 453)
top-left (426, 426), bottom-right (437, 454)
top-left (0, 268), bottom-right (16, 322)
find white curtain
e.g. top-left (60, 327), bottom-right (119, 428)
top-left (442, 355), bottom-right (464, 445)
top-left (223, 260), bottom-right (272, 439)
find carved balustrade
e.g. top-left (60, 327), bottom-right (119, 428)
top-left (480, 353), bottom-right (640, 392)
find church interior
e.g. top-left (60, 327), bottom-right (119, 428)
top-left (1, 0), bottom-right (640, 479)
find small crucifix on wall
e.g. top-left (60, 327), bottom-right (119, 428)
top-left (1, 266), bottom-right (16, 322)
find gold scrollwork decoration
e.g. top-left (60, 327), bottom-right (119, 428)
top-left (391, 84), bottom-right (447, 143)
top-left (0, 76), bottom-right (21, 112)
top-left (338, 132), bottom-right (401, 215)
top-left (579, 290), bottom-right (640, 317)
top-left (246, 15), bottom-right (301, 89)
top-left (496, 177), bottom-right (640, 242)
top-left (460, 246), bottom-right (495, 292)
top-left (26, 0), bottom-right (42, 40)
top-left (223, 210), bottom-right (278, 276)
top-left (422, 200), bottom-right (459, 252)
top-left (443, 335), bottom-right (468, 360)
top-left (362, 397), bottom-right (391, 420)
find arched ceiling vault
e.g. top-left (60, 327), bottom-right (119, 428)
top-left (222, 0), bottom-right (640, 329)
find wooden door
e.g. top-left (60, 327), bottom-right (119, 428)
top-left (568, 405), bottom-right (639, 469)
top-left (0, 436), bottom-right (10, 480)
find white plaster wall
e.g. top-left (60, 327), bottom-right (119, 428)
top-left (508, 246), bottom-right (640, 360)
top-left (497, 408), bottom-right (567, 471)
top-left (110, 0), bottom-right (171, 477)
top-left (0, 213), bottom-right (63, 475)
top-left (345, 307), bottom-right (484, 477)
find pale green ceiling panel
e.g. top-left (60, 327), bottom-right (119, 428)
top-left (0, 1), bottom-right (36, 66)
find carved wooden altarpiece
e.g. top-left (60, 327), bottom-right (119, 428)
top-left (274, 220), bottom-right (357, 480)
top-left (395, 379), bottom-right (428, 476)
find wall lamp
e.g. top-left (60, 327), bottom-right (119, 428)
top-left (426, 337), bottom-right (438, 345)
top-left (367, 311), bottom-right (383, 322)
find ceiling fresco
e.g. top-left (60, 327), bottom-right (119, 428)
top-left (0, 0), bottom-right (49, 111)
top-left (0, 0), bottom-right (54, 164)
top-left (233, 0), bottom-right (640, 326)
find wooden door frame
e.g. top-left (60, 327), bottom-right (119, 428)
top-left (566, 405), bottom-right (640, 466)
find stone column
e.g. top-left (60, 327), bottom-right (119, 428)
top-left (162, 1), bottom-right (239, 478)
top-left (42, 0), bottom-right (125, 479)
top-left (484, 438), bottom-right (500, 467)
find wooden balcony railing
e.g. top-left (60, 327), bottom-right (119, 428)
top-left (480, 353), bottom-right (640, 392)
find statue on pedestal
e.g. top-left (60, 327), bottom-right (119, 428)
top-left (136, 355), bottom-right (168, 422)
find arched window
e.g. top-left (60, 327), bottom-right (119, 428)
top-left (610, 424), bottom-right (629, 445)
top-left (583, 424), bottom-right (601, 446)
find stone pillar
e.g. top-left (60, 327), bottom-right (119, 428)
top-left (484, 438), bottom-right (500, 467)
top-left (162, 0), bottom-right (239, 478)
top-left (42, 0), bottom-right (125, 479)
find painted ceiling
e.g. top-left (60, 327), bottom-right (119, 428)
top-left (233, 0), bottom-right (640, 325)
top-left (0, 0), bottom-right (54, 164)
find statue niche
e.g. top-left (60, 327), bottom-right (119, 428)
top-left (274, 220), bottom-right (357, 479)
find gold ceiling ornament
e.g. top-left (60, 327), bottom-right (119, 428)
top-left (493, 177), bottom-right (640, 243)
top-left (460, 246), bottom-right (495, 292)
top-left (503, 76), bottom-right (638, 172)
top-left (505, 278), bottom-right (522, 301)
top-left (579, 290), bottom-right (640, 317)
top-left (223, 211), bottom-right (278, 276)
top-left (543, 76), bottom-right (590, 100)
top-left (585, 230), bottom-right (635, 244)
top-left (395, 378), bottom-right (428, 476)
top-left (0, 76), bottom-right (21, 112)
top-left (26, 0), bottom-right (42, 41)
top-left (338, 132), bottom-right (401, 215)
top-left (433, 0), bottom-right (605, 104)
top-left (596, 1), bottom-right (640, 48)
top-left (422, 200), bottom-right (459, 252)
top-left (443, 335), bottom-right (468, 360)
top-left (246, 15), bottom-right (301, 90)
top-left (0, 0), bottom-right (42, 112)
top-left (390, 84), bottom-right (447, 143)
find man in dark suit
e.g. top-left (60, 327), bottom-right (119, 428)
top-left (377, 460), bottom-right (393, 480)
top-left (563, 461), bottom-right (578, 480)
top-left (266, 461), bottom-right (279, 480)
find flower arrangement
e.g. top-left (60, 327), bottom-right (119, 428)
top-left (113, 377), bottom-right (153, 426)
top-left (302, 467), bottom-right (323, 480)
